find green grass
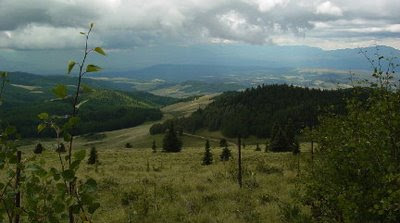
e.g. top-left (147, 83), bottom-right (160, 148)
top-left (11, 93), bottom-right (312, 222)
top-left (18, 141), bottom-right (310, 222)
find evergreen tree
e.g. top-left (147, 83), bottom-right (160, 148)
top-left (202, 139), bottom-right (213, 165)
top-left (56, 143), bottom-right (66, 153)
top-left (220, 146), bottom-right (232, 161)
top-left (34, 143), bottom-right (44, 154)
top-left (292, 138), bottom-right (300, 155)
top-left (219, 138), bottom-right (228, 147)
top-left (270, 125), bottom-right (291, 152)
top-left (87, 146), bottom-right (98, 165)
top-left (162, 124), bottom-right (182, 152)
top-left (152, 140), bottom-right (157, 153)
top-left (255, 143), bottom-right (261, 151)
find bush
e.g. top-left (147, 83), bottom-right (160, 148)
top-left (125, 143), bottom-right (132, 148)
top-left (303, 56), bottom-right (400, 222)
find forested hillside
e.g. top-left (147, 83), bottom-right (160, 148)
top-left (151, 84), bottom-right (353, 138)
top-left (0, 72), bottom-right (179, 137)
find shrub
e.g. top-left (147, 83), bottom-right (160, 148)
top-left (125, 143), bottom-right (132, 148)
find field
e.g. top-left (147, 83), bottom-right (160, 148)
top-left (20, 142), bottom-right (309, 223)
top-left (13, 94), bottom-right (311, 222)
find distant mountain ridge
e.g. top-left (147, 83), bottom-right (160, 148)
top-left (103, 45), bottom-right (399, 82)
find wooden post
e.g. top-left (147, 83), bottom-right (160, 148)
top-left (14, 151), bottom-right (21, 223)
top-left (237, 135), bottom-right (242, 188)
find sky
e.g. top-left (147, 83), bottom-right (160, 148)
top-left (0, 0), bottom-right (399, 73)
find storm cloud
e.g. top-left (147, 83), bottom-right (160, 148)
top-left (0, 0), bottom-right (399, 50)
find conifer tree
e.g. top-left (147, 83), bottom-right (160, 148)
top-left (265, 141), bottom-right (269, 152)
top-left (220, 146), bottom-right (232, 161)
top-left (56, 143), bottom-right (66, 153)
top-left (255, 143), bottom-right (261, 151)
top-left (87, 146), bottom-right (98, 165)
top-left (270, 125), bottom-right (291, 152)
top-left (34, 143), bottom-right (44, 154)
top-left (202, 139), bottom-right (213, 165)
top-left (219, 138), bottom-right (228, 147)
top-left (162, 123), bottom-right (182, 152)
top-left (152, 140), bottom-right (157, 153)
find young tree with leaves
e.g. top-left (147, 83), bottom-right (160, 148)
top-left (303, 52), bottom-right (400, 222)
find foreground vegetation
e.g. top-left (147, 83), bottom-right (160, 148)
top-left (18, 144), bottom-right (308, 222)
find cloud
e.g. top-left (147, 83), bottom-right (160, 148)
top-left (316, 1), bottom-right (343, 16)
top-left (0, 0), bottom-right (398, 50)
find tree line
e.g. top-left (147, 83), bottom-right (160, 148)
top-left (150, 84), bottom-right (355, 139)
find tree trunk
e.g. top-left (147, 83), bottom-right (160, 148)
top-left (14, 151), bottom-right (21, 223)
top-left (238, 136), bottom-right (242, 188)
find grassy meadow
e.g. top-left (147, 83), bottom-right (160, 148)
top-left (17, 136), bottom-right (311, 223)
top-left (11, 95), bottom-right (312, 222)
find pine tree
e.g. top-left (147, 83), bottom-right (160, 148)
top-left (152, 140), bottom-right (157, 153)
top-left (162, 124), bottom-right (182, 152)
top-left (87, 146), bottom-right (98, 165)
top-left (220, 146), bottom-right (232, 161)
top-left (219, 138), bottom-right (228, 147)
top-left (255, 143), bottom-right (261, 151)
top-left (202, 139), bottom-right (213, 165)
top-left (56, 143), bottom-right (66, 153)
top-left (292, 138), bottom-right (300, 155)
top-left (34, 143), bottom-right (44, 154)
top-left (270, 125), bottom-right (291, 152)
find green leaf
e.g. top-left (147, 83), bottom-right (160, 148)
top-left (88, 202), bottom-right (100, 214)
top-left (38, 112), bottom-right (49, 120)
top-left (90, 23), bottom-right (94, 28)
top-left (80, 32), bottom-right (86, 35)
top-left (0, 71), bottom-right (7, 78)
top-left (75, 99), bottom-right (89, 110)
top-left (52, 84), bottom-right (68, 99)
top-left (73, 150), bottom-right (86, 161)
top-left (67, 61), bottom-right (76, 74)
top-left (64, 117), bottom-right (80, 130)
top-left (94, 47), bottom-right (106, 56)
top-left (61, 169), bottom-right (75, 182)
top-left (84, 178), bottom-right (97, 192)
top-left (81, 84), bottom-right (94, 94)
top-left (37, 124), bottom-right (46, 133)
top-left (86, 64), bottom-right (102, 73)
top-left (63, 133), bottom-right (72, 142)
